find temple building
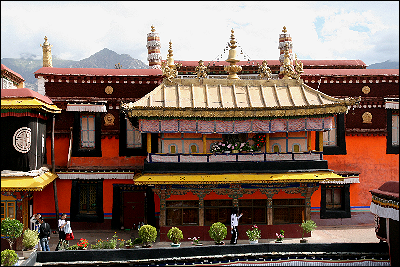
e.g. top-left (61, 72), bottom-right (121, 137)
top-left (121, 28), bottom-right (360, 241)
top-left (1, 81), bottom-right (61, 250)
top-left (4, 25), bottom-right (395, 243)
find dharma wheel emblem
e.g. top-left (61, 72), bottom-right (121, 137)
top-left (105, 86), bottom-right (113, 95)
top-left (104, 113), bottom-right (115, 126)
top-left (13, 127), bottom-right (32, 153)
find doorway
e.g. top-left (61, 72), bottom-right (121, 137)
top-left (123, 191), bottom-right (145, 229)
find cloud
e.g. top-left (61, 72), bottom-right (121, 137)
top-left (1, 1), bottom-right (399, 66)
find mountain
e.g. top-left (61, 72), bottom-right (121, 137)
top-left (1, 48), bottom-right (149, 92)
top-left (367, 60), bottom-right (399, 69)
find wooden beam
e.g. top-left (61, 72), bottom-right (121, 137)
top-left (202, 134), bottom-right (207, 154)
top-left (147, 133), bottom-right (152, 153)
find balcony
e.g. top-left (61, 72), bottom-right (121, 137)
top-left (144, 151), bottom-right (328, 174)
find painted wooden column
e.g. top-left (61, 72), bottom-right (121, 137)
top-left (307, 131), bottom-right (312, 151)
top-left (267, 197), bottom-right (273, 225)
top-left (265, 133), bottom-right (270, 153)
top-left (318, 131), bottom-right (324, 152)
top-left (158, 188), bottom-right (167, 227)
top-left (202, 134), bottom-right (207, 154)
top-left (198, 198), bottom-right (204, 226)
top-left (147, 133), bottom-right (152, 153)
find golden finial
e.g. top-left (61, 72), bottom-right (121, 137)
top-left (151, 25), bottom-right (155, 32)
top-left (40, 36), bottom-right (53, 67)
top-left (282, 26), bottom-right (287, 33)
top-left (225, 29), bottom-right (242, 79)
top-left (229, 29), bottom-right (237, 49)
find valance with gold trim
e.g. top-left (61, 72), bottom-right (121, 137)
top-left (1, 98), bottom-right (61, 114)
top-left (1, 171), bottom-right (58, 191)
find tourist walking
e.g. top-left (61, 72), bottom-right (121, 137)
top-left (38, 217), bottom-right (51, 251)
top-left (230, 207), bottom-right (243, 244)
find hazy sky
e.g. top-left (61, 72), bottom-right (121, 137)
top-left (1, 1), bottom-right (399, 66)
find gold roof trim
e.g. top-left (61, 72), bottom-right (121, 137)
top-left (1, 171), bottom-right (58, 191)
top-left (133, 171), bottom-right (345, 185)
top-left (1, 98), bottom-right (62, 113)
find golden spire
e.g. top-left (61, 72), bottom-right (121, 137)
top-left (282, 26), bottom-right (287, 33)
top-left (167, 40), bottom-right (174, 66)
top-left (224, 29), bottom-right (242, 79)
top-left (40, 36), bottom-right (53, 67)
top-left (151, 25), bottom-right (156, 32)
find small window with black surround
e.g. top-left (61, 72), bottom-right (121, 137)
top-left (316, 114), bottom-right (347, 155)
top-left (387, 109), bottom-right (399, 154)
top-left (320, 184), bottom-right (351, 219)
top-left (72, 113), bottom-right (102, 157)
top-left (119, 116), bottom-right (148, 156)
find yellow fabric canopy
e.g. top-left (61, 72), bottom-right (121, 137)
top-left (133, 171), bottom-right (345, 185)
top-left (1, 98), bottom-right (61, 113)
top-left (1, 172), bottom-right (58, 191)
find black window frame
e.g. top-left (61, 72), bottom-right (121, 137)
top-left (72, 112), bottom-right (102, 157)
top-left (165, 200), bottom-right (199, 226)
top-left (204, 199), bottom-right (233, 226)
top-left (238, 199), bottom-right (267, 225)
top-left (320, 184), bottom-right (351, 219)
top-left (316, 114), bottom-right (347, 155)
top-left (387, 109), bottom-right (399, 154)
top-left (119, 116), bottom-right (148, 156)
top-left (70, 179), bottom-right (104, 223)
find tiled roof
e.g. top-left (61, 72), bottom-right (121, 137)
top-left (1, 64), bottom-right (25, 81)
top-left (1, 88), bottom-right (54, 105)
top-left (370, 181), bottom-right (399, 200)
top-left (34, 67), bottom-right (162, 77)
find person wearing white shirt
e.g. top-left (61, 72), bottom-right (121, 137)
top-left (230, 207), bottom-right (243, 244)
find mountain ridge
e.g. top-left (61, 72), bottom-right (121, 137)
top-left (1, 48), bottom-right (149, 91)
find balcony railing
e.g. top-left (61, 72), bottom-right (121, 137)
top-left (147, 151), bottom-right (323, 163)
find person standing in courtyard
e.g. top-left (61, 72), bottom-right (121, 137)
top-left (56, 213), bottom-right (68, 250)
top-left (230, 207), bottom-right (243, 244)
top-left (38, 217), bottom-right (51, 251)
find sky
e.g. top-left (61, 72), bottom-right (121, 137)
top-left (1, 1), bottom-right (399, 66)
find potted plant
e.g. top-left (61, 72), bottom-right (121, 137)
top-left (125, 239), bottom-right (133, 249)
top-left (167, 227), bottom-right (183, 247)
top-left (208, 222), bottom-right (227, 245)
top-left (1, 249), bottom-right (19, 266)
top-left (188, 236), bottom-right (202, 246)
top-left (300, 220), bottom-right (317, 243)
top-left (246, 225), bottom-right (261, 244)
top-left (138, 224), bottom-right (157, 247)
top-left (275, 229), bottom-right (285, 243)
top-left (22, 229), bottom-right (40, 258)
top-left (1, 217), bottom-right (24, 250)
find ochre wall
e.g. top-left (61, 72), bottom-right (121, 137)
top-left (324, 135), bottom-right (399, 208)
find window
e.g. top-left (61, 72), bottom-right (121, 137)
top-left (166, 200), bottom-right (199, 226)
top-left (320, 184), bottom-right (351, 219)
top-left (169, 144), bottom-right (177, 154)
top-left (190, 144), bottom-right (198, 153)
top-left (204, 200), bottom-right (232, 225)
top-left (239, 199), bottom-right (267, 224)
top-left (80, 115), bottom-right (95, 148)
top-left (323, 116), bottom-right (337, 146)
top-left (392, 114), bottom-right (399, 146)
top-left (387, 110), bottom-right (399, 154)
top-left (1, 200), bottom-right (16, 221)
top-left (273, 199), bottom-right (305, 224)
top-left (70, 179), bottom-right (104, 222)
top-left (317, 114), bottom-right (347, 155)
top-left (126, 118), bottom-right (142, 148)
top-left (292, 144), bottom-right (300, 152)
top-left (119, 116), bottom-right (148, 156)
top-left (273, 144), bottom-right (280, 153)
top-left (72, 113), bottom-right (101, 157)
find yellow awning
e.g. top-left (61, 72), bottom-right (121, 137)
top-left (133, 171), bottom-right (345, 185)
top-left (1, 99), bottom-right (62, 113)
top-left (1, 172), bottom-right (58, 191)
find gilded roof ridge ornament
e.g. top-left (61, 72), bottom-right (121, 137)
top-left (224, 29), bottom-right (242, 80)
top-left (151, 25), bottom-right (156, 32)
top-left (258, 60), bottom-right (272, 80)
top-left (161, 40), bottom-right (181, 83)
top-left (195, 60), bottom-right (210, 79)
top-left (279, 43), bottom-right (303, 80)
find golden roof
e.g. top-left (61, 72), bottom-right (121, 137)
top-left (122, 78), bottom-right (358, 119)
